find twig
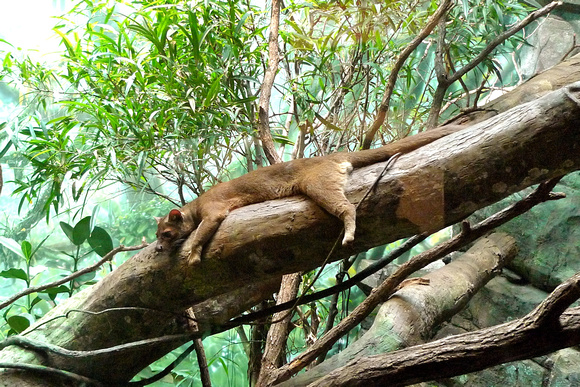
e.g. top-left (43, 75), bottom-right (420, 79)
top-left (3, 333), bottom-right (196, 360)
top-left (0, 241), bottom-right (149, 310)
top-left (24, 306), bottom-right (178, 335)
top-left (0, 363), bottom-right (103, 386)
top-left (128, 341), bottom-right (197, 386)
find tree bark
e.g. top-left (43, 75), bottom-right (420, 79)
top-left (2, 78), bottom-right (580, 384)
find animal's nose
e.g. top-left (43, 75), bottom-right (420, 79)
top-left (155, 244), bottom-right (163, 252)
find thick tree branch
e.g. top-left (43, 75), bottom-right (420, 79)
top-left (308, 272), bottom-right (580, 387)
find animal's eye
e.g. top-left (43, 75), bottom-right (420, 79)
top-left (162, 231), bottom-right (173, 238)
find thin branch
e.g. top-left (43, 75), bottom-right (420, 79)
top-left (426, 1), bottom-right (562, 128)
top-left (0, 363), bottom-right (102, 386)
top-left (2, 333), bottom-right (196, 360)
top-left (128, 340), bottom-right (198, 387)
top-left (449, 1), bottom-right (562, 84)
top-left (361, 0), bottom-right (453, 149)
top-left (258, 0), bottom-right (283, 165)
top-left (0, 241), bottom-right (149, 310)
top-left (185, 309), bottom-right (212, 387)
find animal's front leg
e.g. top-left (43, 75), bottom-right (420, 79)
top-left (186, 214), bottom-right (226, 265)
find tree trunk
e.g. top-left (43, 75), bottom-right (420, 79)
top-left (2, 80), bottom-right (580, 385)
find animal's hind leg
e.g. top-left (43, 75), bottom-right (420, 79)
top-left (302, 165), bottom-right (357, 245)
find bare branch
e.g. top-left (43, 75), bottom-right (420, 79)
top-left (308, 275), bottom-right (580, 387)
top-left (258, 0), bottom-right (283, 165)
top-left (426, 1), bottom-right (562, 128)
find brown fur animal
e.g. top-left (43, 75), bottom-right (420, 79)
top-left (156, 125), bottom-right (464, 264)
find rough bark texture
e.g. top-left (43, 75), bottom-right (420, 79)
top-left (255, 273), bottom-right (301, 387)
top-left (283, 233), bottom-right (518, 386)
top-left (2, 78), bottom-right (580, 384)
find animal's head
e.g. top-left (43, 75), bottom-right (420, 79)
top-left (155, 209), bottom-right (187, 253)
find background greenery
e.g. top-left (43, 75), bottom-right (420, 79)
top-left (0, 0), bottom-right (536, 384)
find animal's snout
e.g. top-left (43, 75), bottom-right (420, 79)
top-left (155, 244), bottom-right (163, 252)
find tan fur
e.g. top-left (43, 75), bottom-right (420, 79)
top-left (156, 125), bottom-right (464, 264)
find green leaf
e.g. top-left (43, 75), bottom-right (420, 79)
top-left (30, 296), bottom-right (43, 309)
top-left (74, 271), bottom-right (96, 285)
top-left (0, 236), bottom-right (25, 258)
top-left (0, 139), bottom-right (13, 159)
top-left (0, 268), bottom-right (28, 282)
top-left (20, 241), bottom-right (32, 261)
top-left (7, 315), bottom-right (30, 333)
top-left (60, 221), bottom-right (75, 244)
top-left (72, 216), bottom-right (92, 246)
top-left (87, 226), bottom-right (114, 257)
top-left (39, 285), bottom-right (70, 301)
top-left (203, 74), bottom-right (223, 107)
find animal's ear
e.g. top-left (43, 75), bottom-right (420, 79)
top-left (168, 209), bottom-right (184, 222)
top-left (154, 216), bottom-right (163, 224)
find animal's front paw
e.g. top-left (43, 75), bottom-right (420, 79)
top-left (187, 248), bottom-right (202, 265)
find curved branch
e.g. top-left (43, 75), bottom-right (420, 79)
top-left (0, 242), bottom-right (149, 310)
top-left (0, 363), bottom-right (102, 386)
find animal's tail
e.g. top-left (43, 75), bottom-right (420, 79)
top-left (348, 124), bottom-right (465, 168)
